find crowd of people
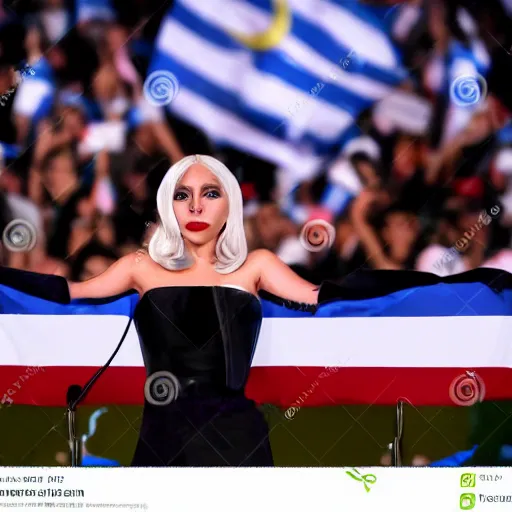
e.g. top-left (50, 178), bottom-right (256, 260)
top-left (0, 0), bottom-right (512, 287)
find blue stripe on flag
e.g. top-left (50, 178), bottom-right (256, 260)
top-left (244, 0), bottom-right (406, 85)
top-left (150, 53), bottom-right (342, 154)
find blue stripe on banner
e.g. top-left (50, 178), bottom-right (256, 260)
top-left (150, 53), bottom-right (342, 154)
top-left (2, 282), bottom-right (511, 319)
top-left (0, 285), bottom-right (138, 316)
top-left (244, 0), bottom-right (406, 86)
top-left (316, 283), bottom-right (511, 317)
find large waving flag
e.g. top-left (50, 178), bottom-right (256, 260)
top-left (1, 268), bottom-right (511, 409)
top-left (148, 0), bottom-right (407, 179)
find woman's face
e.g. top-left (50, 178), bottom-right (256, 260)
top-left (173, 164), bottom-right (229, 247)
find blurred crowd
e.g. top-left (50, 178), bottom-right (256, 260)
top-left (1, 0), bottom-right (512, 285)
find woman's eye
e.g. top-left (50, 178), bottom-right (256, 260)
top-left (174, 192), bottom-right (188, 200)
top-left (205, 190), bottom-right (220, 199)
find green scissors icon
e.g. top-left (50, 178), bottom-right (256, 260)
top-left (346, 468), bottom-right (377, 492)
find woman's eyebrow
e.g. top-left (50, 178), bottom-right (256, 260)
top-left (202, 183), bottom-right (221, 190)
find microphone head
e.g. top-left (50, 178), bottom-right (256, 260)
top-left (66, 385), bottom-right (83, 407)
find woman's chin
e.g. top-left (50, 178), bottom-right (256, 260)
top-left (183, 232), bottom-right (215, 246)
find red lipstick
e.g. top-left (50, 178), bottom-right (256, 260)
top-left (185, 222), bottom-right (210, 232)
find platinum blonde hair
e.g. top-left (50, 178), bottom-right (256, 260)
top-left (148, 155), bottom-right (247, 274)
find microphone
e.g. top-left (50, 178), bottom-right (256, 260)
top-left (67, 385), bottom-right (82, 411)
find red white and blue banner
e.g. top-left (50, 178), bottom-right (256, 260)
top-left (0, 268), bottom-right (511, 408)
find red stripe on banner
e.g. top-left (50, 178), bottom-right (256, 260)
top-left (1, 366), bottom-right (511, 407)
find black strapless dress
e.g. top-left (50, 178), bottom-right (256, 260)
top-left (130, 286), bottom-right (274, 467)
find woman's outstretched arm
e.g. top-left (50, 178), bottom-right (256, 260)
top-left (250, 249), bottom-right (319, 304)
top-left (68, 252), bottom-right (141, 300)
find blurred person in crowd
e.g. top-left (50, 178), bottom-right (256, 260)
top-left (387, 133), bottom-right (447, 216)
top-left (103, 23), bottom-right (141, 94)
top-left (114, 154), bottom-right (156, 247)
top-left (252, 202), bottom-right (299, 259)
top-left (350, 188), bottom-right (423, 270)
top-left (0, 158), bottom-right (46, 270)
top-left (38, 0), bottom-right (72, 45)
top-left (332, 213), bottom-right (368, 276)
top-left (36, 146), bottom-right (91, 260)
top-left (422, 0), bottom-right (490, 148)
top-left (70, 241), bottom-right (118, 281)
top-left (13, 20), bottom-right (55, 145)
top-left (415, 208), bottom-right (468, 276)
top-left (91, 64), bottom-right (130, 121)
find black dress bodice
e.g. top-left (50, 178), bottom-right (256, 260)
top-left (130, 286), bottom-right (273, 466)
top-left (133, 286), bottom-right (262, 394)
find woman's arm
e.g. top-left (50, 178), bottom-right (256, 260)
top-left (68, 252), bottom-right (141, 299)
top-left (251, 249), bottom-right (319, 304)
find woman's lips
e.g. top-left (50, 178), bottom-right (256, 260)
top-left (185, 222), bottom-right (210, 232)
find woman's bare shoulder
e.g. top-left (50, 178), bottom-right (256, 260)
top-left (246, 248), bottom-right (277, 266)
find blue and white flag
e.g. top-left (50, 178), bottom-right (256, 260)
top-left (148, 0), bottom-right (407, 179)
top-left (1, 267), bottom-right (512, 409)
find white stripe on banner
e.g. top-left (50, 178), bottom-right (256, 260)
top-left (0, 315), bottom-right (511, 368)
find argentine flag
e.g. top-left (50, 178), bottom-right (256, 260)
top-left (148, 0), bottom-right (408, 179)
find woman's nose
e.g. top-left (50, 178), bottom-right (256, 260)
top-left (189, 198), bottom-right (203, 213)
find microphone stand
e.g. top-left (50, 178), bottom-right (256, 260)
top-left (66, 385), bottom-right (83, 467)
top-left (391, 401), bottom-right (404, 467)
top-left (64, 315), bottom-right (134, 468)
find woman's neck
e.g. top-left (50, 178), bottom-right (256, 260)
top-left (184, 239), bottom-right (217, 265)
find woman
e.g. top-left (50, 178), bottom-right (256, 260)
top-left (1, 155), bottom-right (324, 467)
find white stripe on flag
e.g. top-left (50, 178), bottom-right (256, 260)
top-left (157, 18), bottom-right (354, 140)
top-left (0, 315), bottom-right (511, 368)
top-left (170, 87), bottom-right (323, 175)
